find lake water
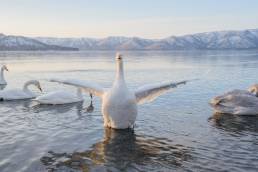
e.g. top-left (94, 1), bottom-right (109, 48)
top-left (0, 50), bottom-right (258, 172)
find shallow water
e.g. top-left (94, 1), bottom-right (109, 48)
top-left (0, 50), bottom-right (258, 172)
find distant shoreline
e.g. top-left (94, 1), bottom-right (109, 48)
top-left (1, 28), bottom-right (258, 51)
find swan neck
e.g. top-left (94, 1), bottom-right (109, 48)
top-left (23, 82), bottom-right (33, 91)
top-left (115, 60), bottom-right (125, 82)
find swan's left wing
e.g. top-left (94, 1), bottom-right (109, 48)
top-left (135, 80), bottom-right (190, 105)
top-left (50, 78), bottom-right (105, 97)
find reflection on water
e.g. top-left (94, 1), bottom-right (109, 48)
top-left (209, 113), bottom-right (258, 134)
top-left (1, 50), bottom-right (258, 172)
top-left (41, 128), bottom-right (191, 172)
top-left (0, 99), bottom-right (33, 110)
top-left (0, 84), bottom-right (6, 90)
top-left (32, 102), bottom-right (84, 116)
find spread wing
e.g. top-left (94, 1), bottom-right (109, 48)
top-left (50, 78), bottom-right (105, 97)
top-left (135, 80), bottom-right (190, 105)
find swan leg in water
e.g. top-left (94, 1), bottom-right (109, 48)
top-left (86, 93), bottom-right (94, 113)
top-left (50, 53), bottom-right (192, 129)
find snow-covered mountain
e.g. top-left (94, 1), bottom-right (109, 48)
top-left (0, 34), bottom-right (78, 51)
top-left (35, 29), bottom-right (258, 50)
top-left (36, 36), bottom-right (155, 50)
top-left (1, 29), bottom-right (258, 51)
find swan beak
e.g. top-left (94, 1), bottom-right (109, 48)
top-left (116, 53), bottom-right (123, 60)
top-left (38, 85), bottom-right (43, 92)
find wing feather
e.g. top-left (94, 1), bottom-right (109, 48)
top-left (135, 80), bottom-right (189, 105)
top-left (50, 78), bottom-right (105, 97)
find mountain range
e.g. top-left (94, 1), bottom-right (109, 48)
top-left (0, 34), bottom-right (78, 51)
top-left (1, 28), bottom-right (258, 51)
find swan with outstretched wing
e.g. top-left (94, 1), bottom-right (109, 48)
top-left (50, 54), bottom-right (193, 129)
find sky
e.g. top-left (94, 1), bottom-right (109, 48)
top-left (0, 0), bottom-right (258, 38)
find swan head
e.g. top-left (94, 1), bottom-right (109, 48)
top-left (25, 80), bottom-right (43, 92)
top-left (248, 84), bottom-right (258, 97)
top-left (116, 53), bottom-right (123, 61)
top-left (36, 82), bottom-right (43, 92)
top-left (1, 65), bottom-right (8, 71)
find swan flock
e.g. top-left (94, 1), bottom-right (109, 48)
top-left (1, 53), bottom-right (258, 129)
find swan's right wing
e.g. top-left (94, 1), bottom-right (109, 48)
top-left (50, 78), bottom-right (105, 97)
top-left (135, 80), bottom-right (190, 105)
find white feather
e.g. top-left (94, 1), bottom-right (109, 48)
top-left (135, 80), bottom-right (187, 105)
top-left (50, 78), bottom-right (104, 97)
top-left (210, 89), bottom-right (258, 115)
top-left (35, 89), bottom-right (83, 105)
top-left (0, 80), bottom-right (41, 101)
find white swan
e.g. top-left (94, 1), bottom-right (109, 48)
top-left (50, 53), bottom-right (190, 129)
top-left (248, 84), bottom-right (258, 96)
top-left (34, 88), bottom-right (84, 105)
top-left (0, 80), bottom-right (42, 101)
top-left (0, 65), bottom-right (9, 85)
top-left (210, 85), bottom-right (258, 115)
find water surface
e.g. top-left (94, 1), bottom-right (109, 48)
top-left (1, 50), bottom-right (258, 172)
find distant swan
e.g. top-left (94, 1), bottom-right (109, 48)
top-left (50, 53), bottom-right (191, 129)
top-left (34, 88), bottom-right (84, 105)
top-left (0, 65), bottom-right (9, 85)
top-left (210, 85), bottom-right (258, 115)
top-left (0, 80), bottom-right (42, 101)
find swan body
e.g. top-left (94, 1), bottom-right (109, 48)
top-left (210, 88), bottom-right (258, 115)
top-left (0, 80), bottom-right (42, 101)
top-left (0, 65), bottom-right (9, 85)
top-left (35, 88), bottom-right (83, 105)
top-left (50, 53), bottom-right (190, 129)
top-left (102, 81), bottom-right (137, 128)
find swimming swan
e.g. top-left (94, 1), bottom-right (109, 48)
top-left (248, 84), bottom-right (258, 96)
top-left (34, 88), bottom-right (84, 105)
top-left (50, 53), bottom-right (191, 129)
top-left (210, 85), bottom-right (258, 115)
top-left (0, 65), bottom-right (9, 85)
top-left (0, 80), bottom-right (42, 101)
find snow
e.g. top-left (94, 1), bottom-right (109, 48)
top-left (1, 28), bottom-right (258, 50)
top-left (35, 29), bottom-right (258, 50)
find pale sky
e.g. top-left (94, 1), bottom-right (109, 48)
top-left (1, 0), bottom-right (258, 38)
